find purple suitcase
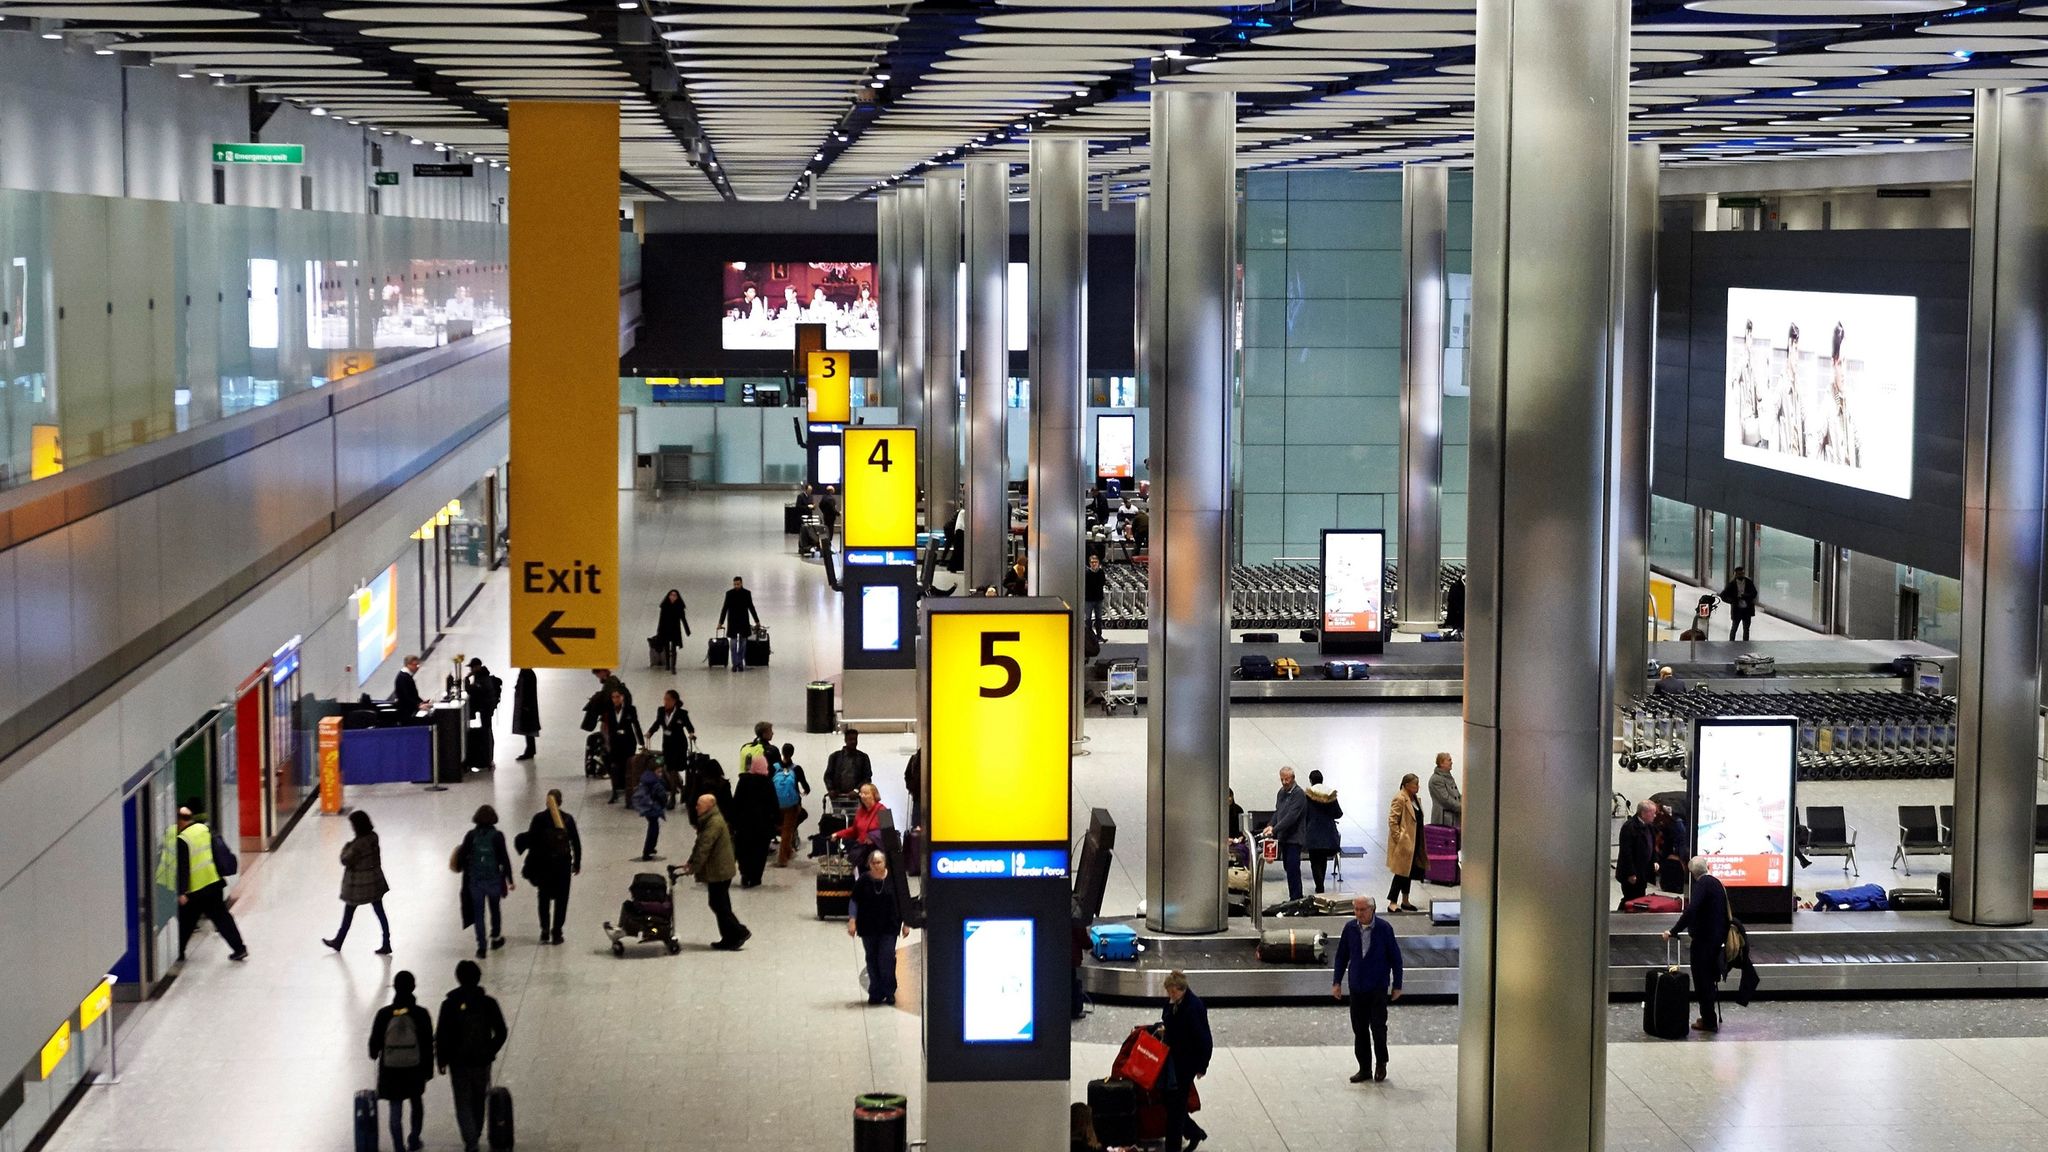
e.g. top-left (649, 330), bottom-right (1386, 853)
top-left (1423, 824), bottom-right (1459, 885)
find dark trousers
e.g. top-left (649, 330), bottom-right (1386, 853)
top-left (1693, 948), bottom-right (1721, 1029)
top-left (642, 814), bottom-right (662, 857)
top-left (704, 880), bottom-right (746, 943)
top-left (735, 834), bottom-right (769, 886)
top-left (1728, 614), bottom-right (1752, 642)
top-left (177, 881), bottom-right (245, 958)
top-left (1280, 841), bottom-right (1304, 900)
top-left (466, 717), bottom-right (494, 769)
top-left (1309, 849), bottom-right (1334, 894)
top-left (518, 734), bottom-right (536, 759)
top-left (1086, 599), bottom-right (1103, 638)
top-left (536, 883), bottom-right (569, 938)
top-left (1618, 877), bottom-right (1648, 908)
top-left (334, 899), bottom-right (390, 947)
top-left (861, 932), bottom-right (898, 1002)
top-left (467, 884), bottom-right (502, 953)
top-left (1162, 1073), bottom-right (1206, 1152)
top-left (448, 1065), bottom-right (491, 1150)
top-left (386, 1096), bottom-right (422, 1151)
top-left (1349, 988), bottom-right (1390, 1072)
top-left (1388, 873), bottom-right (1414, 908)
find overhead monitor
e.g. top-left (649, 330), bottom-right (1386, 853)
top-left (962, 918), bottom-right (1035, 1044)
top-left (1722, 287), bottom-right (1916, 499)
top-left (721, 261), bottom-right (877, 350)
top-left (1689, 715), bottom-right (1797, 919)
top-left (1095, 413), bottom-right (1135, 480)
top-left (816, 442), bottom-right (843, 488)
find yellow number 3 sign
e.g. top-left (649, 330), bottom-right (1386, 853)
top-left (807, 350), bottom-right (851, 423)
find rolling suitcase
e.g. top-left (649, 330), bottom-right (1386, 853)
top-left (583, 732), bottom-right (607, 778)
top-left (707, 635), bottom-right (730, 667)
top-left (354, 1089), bottom-right (379, 1152)
top-left (1888, 887), bottom-right (1946, 911)
top-left (1089, 924), bottom-right (1139, 962)
top-left (1643, 939), bottom-right (1690, 1040)
top-left (1255, 927), bottom-right (1326, 964)
top-left (1236, 654), bottom-right (1275, 681)
top-left (746, 630), bottom-right (771, 668)
top-left (1621, 894), bottom-right (1683, 913)
top-left (1324, 660), bottom-right (1370, 681)
top-left (816, 853), bottom-right (854, 919)
top-left (1423, 824), bottom-right (1460, 885)
top-left (486, 1085), bottom-right (514, 1150)
top-left (1087, 1078), bottom-right (1139, 1146)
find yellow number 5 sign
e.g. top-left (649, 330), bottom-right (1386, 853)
top-left (925, 605), bottom-right (1072, 845)
top-left (807, 350), bottom-right (851, 423)
top-left (842, 425), bottom-right (917, 550)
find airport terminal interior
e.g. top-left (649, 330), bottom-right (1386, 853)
top-left (10, 1), bottom-right (2048, 1151)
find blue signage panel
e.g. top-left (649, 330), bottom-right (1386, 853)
top-left (930, 849), bottom-right (1069, 880)
top-left (844, 547), bottom-right (917, 567)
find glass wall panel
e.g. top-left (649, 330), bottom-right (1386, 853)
top-left (1756, 524), bottom-right (1821, 626)
top-left (1649, 494), bottom-right (1695, 581)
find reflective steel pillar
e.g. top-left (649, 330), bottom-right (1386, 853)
top-left (926, 171), bottom-right (963, 531)
top-left (1133, 196), bottom-right (1150, 408)
top-left (963, 158), bottom-right (1011, 589)
top-left (1143, 91), bottom-right (1232, 935)
top-left (1397, 164), bottom-right (1447, 631)
top-left (898, 184), bottom-right (928, 488)
top-left (1028, 136), bottom-right (1089, 746)
top-left (877, 190), bottom-right (900, 401)
top-left (1458, 0), bottom-right (1628, 1147)
top-left (1612, 143), bottom-right (1659, 712)
top-left (1953, 88), bottom-right (2048, 928)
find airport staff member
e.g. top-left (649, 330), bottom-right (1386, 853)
top-left (1331, 895), bottom-right (1402, 1084)
top-left (1665, 857), bottom-right (1729, 1034)
top-left (393, 655), bottom-right (426, 718)
top-left (170, 806), bottom-right (248, 962)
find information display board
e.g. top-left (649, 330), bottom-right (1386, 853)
top-left (842, 425), bottom-right (918, 551)
top-left (925, 604), bottom-right (1071, 846)
top-left (807, 349), bottom-right (852, 423)
top-left (1319, 529), bottom-right (1386, 654)
top-left (962, 919), bottom-right (1036, 1044)
top-left (355, 565), bottom-right (399, 687)
top-left (1688, 715), bottom-right (1798, 922)
top-left (1095, 413), bottom-right (1135, 480)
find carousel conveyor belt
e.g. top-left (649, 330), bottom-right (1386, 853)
top-left (1081, 914), bottom-right (2048, 1001)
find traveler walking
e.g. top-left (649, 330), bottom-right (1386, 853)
top-left (1720, 566), bottom-right (1760, 642)
top-left (649, 689), bottom-right (696, 770)
top-left (1084, 554), bottom-right (1106, 640)
top-left (731, 754), bottom-right (780, 887)
top-left (517, 790), bottom-right (580, 944)
top-left (773, 743), bottom-right (812, 867)
top-left (1616, 799), bottom-right (1659, 908)
top-left (632, 752), bottom-right (670, 861)
top-left (509, 668), bottom-right (540, 762)
top-left (1427, 752), bottom-right (1462, 829)
top-left (435, 960), bottom-right (507, 1152)
top-left (680, 754), bottom-right (732, 829)
top-left (1665, 857), bottom-right (1730, 1033)
top-left (1304, 771), bottom-right (1343, 896)
top-left (599, 686), bottom-right (643, 805)
top-left (824, 728), bottom-right (874, 798)
top-left (654, 589), bottom-right (691, 672)
top-left (168, 805), bottom-right (247, 962)
top-left (1159, 971), bottom-right (1212, 1152)
top-left (1655, 804), bottom-right (1690, 894)
top-left (367, 970), bottom-right (434, 1152)
top-left (1384, 774), bottom-right (1426, 913)
top-left (685, 793), bottom-right (750, 950)
top-left (715, 576), bottom-right (762, 671)
top-left (1261, 766), bottom-right (1308, 902)
top-left (818, 485), bottom-right (841, 548)
top-left (1331, 895), bottom-right (1404, 1083)
top-left (454, 806), bottom-right (513, 960)
top-left (848, 849), bottom-right (909, 1004)
top-left (462, 658), bottom-right (499, 771)
top-left (738, 720), bottom-right (781, 775)
top-left (325, 809), bottom-right (392, 954)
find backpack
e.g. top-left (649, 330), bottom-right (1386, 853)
top-left (212, 835), bottom-right (239, 878)
top-left (772, 765), bottom-right (800, 809)
top-left (381, 1009), bottom-right (423, 1070)
top-left (469, 831), bottom-right (497, 877)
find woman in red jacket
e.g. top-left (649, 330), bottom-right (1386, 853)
top-left (832, 782), bottom-right (890, 867)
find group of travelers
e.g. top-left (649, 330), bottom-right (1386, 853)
top-left (366, 961), bottom-right (508, 1152)
top-left (1256, 752), bottom-right (1465, 912)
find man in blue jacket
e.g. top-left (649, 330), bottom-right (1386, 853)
top-left (1331, 895), bottom-right (1403, 1083)
top-left (1665, 857), bottom-right (1729, 1033)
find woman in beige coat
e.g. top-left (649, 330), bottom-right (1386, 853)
top-left (1385, 774), bottom-right (1426, 912)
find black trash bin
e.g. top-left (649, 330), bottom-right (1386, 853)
top-left (852, 1093), bottom-right (906, 1152)
top-left (807, 680), bottom-right (836, 734)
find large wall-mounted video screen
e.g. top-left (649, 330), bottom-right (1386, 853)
top-left (1722, 287), bottom-right (1917, 500)
top-left (721, 261), bottom-right (878, 351)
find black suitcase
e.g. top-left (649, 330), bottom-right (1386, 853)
top-left (747, 636), bottom-right (771, 667)
top-left (816, 855), bottom-right (853, 919)
top-left (1643, 940), bottom-right (1690, 1040)
top-left (707, 636), bottom-right (729, 667)
top-left (583, 732), bottom-right (607, 778)
top-left (1241, 632), bottom-right (1280, 643)
top-left (354, 1089), bottom-right (379, 1152)
top-left (486, 1085), bottom-right (514, 1150)
top-left (1255, 927), bottom-right (1326, 964)
top-left (1237, 654), bottom-right (1274, 681)
top-left (1087, 1078), bottom-right (1140, 1146)
top-left (1889, 887), bottom-right (1946, 911)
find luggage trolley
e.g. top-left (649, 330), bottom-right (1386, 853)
top-left (1103, 660), bottom-right (1138, 715)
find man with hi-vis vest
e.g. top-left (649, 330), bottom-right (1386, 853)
top-left (166, 805), bottom-right (249, 962)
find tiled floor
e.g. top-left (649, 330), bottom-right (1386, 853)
top-left (42, 491), bottom-right (2048, 1152)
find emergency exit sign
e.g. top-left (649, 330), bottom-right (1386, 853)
top-left (213, 143), bottom-right (304, 165)
top-left (374, 171), bottom-right (400, 186)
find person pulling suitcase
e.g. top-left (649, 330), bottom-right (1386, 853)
top-left (1663, 857), bottom-right (1729, 1034)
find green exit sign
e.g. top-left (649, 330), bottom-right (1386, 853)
top-left (212, 142), bottom-right (304, 165)
top-left (374, 171), bottom-right (400, 186)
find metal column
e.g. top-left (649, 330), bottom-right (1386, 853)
top-left (963, 158), bottom-right (1011, 588)
top-left (898, 183), bottom-right (929, 499)
top-left (1953, 88), bottom-right (2048, 928)
top-left (1133, 196), bottom-right (1150, 409)
top-left (1142, 91), bottom-right (1232, 935)
top-left (877, 190), bottom-right (900, 401)
top-left (1028, 136), bottom-right (1089, 747)
top-left (926, 171), bottom-right (963, 532)
top-left (1397, 164), bottom-right (1447, 632)
top-left (1612, 143), bottom-right (1659, 711)
top-left (1458, 0), bottom-right (1628, 1148)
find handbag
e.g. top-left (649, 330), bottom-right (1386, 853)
top-left (1186, 1083), bottom-right (1201, 1114)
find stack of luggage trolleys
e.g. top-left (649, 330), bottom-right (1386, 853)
top-left (1620, 686), bottom-right (1956, 782)
top-left (1092, 560), bottom-right (1469, 633)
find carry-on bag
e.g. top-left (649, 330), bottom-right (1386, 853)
top-left (1087, 1079), bottom-right (1139, 1146)
top-left (1241, 632), bottom-right (1280, 644)
top-left (816, 852), bottom-right (854, 920)
top-left (1088, 923), bottom-right (1139, 962)
top-left (1643, 938), bottom-right (1690, 1040)
top-left (1255, 927), bottom-right (1326, 964)
top-left (1111, 1026), bottom-right (1168, 1091)
top-left (1236, 655), bottom-right (1274, 681)
top-left (1888, 888), bottom-right (1946, 911)
top-left (746, 634), bottom-right (771, 667)
top-left (1620, 894), bottom-right (1683, 914)
top-left (354, 1089), bottom-right (380, 1152)
top-left (486, 1085), bottom-right (514, 1150)
top-left (706, 635), bottom-right (730, 667)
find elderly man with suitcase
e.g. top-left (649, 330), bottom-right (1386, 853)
top-left (1665, 857), bottom-right (1729, 1033)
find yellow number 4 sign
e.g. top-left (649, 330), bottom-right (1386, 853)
top-left (807, 350), bottom-right (851, 423)
top-left (842, 425), bottom-right (917, 549)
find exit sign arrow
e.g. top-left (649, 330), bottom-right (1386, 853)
top-left (532, 610), bottom-right (596, 656)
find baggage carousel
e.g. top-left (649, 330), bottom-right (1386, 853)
top-left (1081, 913), bottom-right (2048, 1002)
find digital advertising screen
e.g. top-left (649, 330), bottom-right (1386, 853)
top-left (1722, 287), bottom-right (1917, 499)
top-left (860, 584), bottom-right (901, 652)
top-left (1690, 717), bottom-right (1796, 889)
top-left (816, 442), bottom-right (843, 487)
top-left (962, 918), bottom-right (1035, 1044)
top-left (721, 261), bottom-right (877, 350)
top-left (1319, 529), bottom-right (1385, 636)
top-left (354, 565), bottom-right (398, 687)
top-left (1095, 413), bottom-right (1135, 480)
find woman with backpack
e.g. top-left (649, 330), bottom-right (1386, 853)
top-left (325, 809), bottom-right (392, 953)
top-left (517, 790), bottom-right (581, 945)
top-left (632, 751), bottom-right (670, 861)
top-left (454, 805), bottom-right (513, 960)
top-left (367, 970), bottom-right (434, 1152)
top-left (772, 742), bottom-right (812, 867)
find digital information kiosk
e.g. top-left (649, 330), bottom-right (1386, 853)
top-left (921, 599), bottom-right (1074, 1152)
top-left (1319, 528), bottom-right (1388, 656)
top-left (805, 349), bottom-right (851, 490)
top-left (840, 425), bottom-right (919, 729)
top-left (1688, 715), bottom-right (1798, 923)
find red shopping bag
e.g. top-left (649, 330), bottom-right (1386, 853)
top-left (1112, 1026), bottom-right (1168, 1092)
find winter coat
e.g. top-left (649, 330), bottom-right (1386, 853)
top-left (517, 810), bottom-right (580, 890)
top-left (1429, 768), bottom-right (1463, 829)
top-left (510, 669), bottom-right (540, 737)
top-left (1270, 783), bottom-right (1308, 846)
top-left (634, 768), bottom-right (670, 820)
top-left (656, 593), bottom-right (691, 646)
top-left (339, 832), bottom-right (390, 906)
top-left (687, 806), bottom-right (738, 884)
top-left (455, 826), bottom-right (512, 929)
top-left (731, 772), bottom-right (781, 845)
top-left (1386, 789), bottom-right (1423, 877)
top-left (434, 986), bottom-right (507, 1070)
top-left (1304, 787), bottom-right (1343, 853)
top-left (368, 999), bottom-right (434, 1100)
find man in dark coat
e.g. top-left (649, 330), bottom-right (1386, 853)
top-left (392, 655), bottom-right (426, 720)
top-left (825, 728), bottom-right (873, 797)
top-left (463, 658), bottom-right (498, 771)
top-left (1262, 766), bottom-right (1309, 901)
top-left (716, 577), bottom-right (761, 671)
top-left (1159, 971), bottom-right (1213, 1152)
top-left (436, 960), bottom-right (508, 1152)
top-left (1616, 799), bottom-right (1659, 908)
top-left (1720, 566), bottom-right (1760, 642)
top-left (510, 668), bottom-right (540, 761)
top-left (1667, 857), bottom-right (1729, 1033)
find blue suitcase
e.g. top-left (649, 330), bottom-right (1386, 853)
top-left (1325, 660), bottom-right (1370, 680)
top-left (1088, 923), bottom-right (1139, 962)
